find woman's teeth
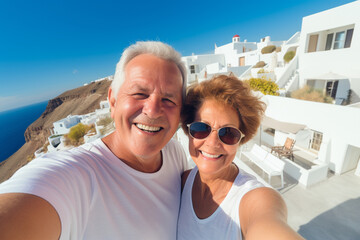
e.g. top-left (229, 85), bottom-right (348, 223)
top-left (201, 151), bottom-right (221, 158)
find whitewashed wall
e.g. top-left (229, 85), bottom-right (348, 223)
top-left (264, 95), bottom-right (360, 174)
top-left (298, 1), bottom-right (360, 97)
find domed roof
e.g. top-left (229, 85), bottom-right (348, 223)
top-left (233, 34), bottom-right (240, 38)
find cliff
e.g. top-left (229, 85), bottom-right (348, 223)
top-left (0, 79), bottom-right (112, 182)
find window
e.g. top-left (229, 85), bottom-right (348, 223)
top-left (326, 80), bottom-right (338, 98)
top-left (60, 123), bottom-right (63, 127)
top-left (311, 131), bottom-right (323, 151)
top-left (334, 31), bottom-right (345, 49)
top-left (310, 26), bottom-right (354, 52)
top-left (190, 65), bottom-right (195, 74)
top-left (325, 33), bottom-right (333, 51)
top-left (344, 28), bottom-right (354, 48)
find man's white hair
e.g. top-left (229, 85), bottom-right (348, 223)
top-left (111, 41), bottom-right (187, 101)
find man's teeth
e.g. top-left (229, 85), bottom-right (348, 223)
top-left (201, 151), bottom-right (221, 158)
top-left (136, 123), bottom-right (161, 132)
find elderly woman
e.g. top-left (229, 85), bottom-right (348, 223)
top-left (177, 75), bottom-right (303, 240)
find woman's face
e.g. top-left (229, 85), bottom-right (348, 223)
top-left (189, 99), bottom-right (240, 176)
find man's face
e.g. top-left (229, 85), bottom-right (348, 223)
top-left (109, 54), bottom-right (183, 161)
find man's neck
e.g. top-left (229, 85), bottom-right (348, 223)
top-left (101, 132), bottom-right (163, 173)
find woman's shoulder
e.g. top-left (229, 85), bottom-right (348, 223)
top-left (240, 187), bottom-right (284, 211)
top-left (181, 168), bottom-right (194, 191)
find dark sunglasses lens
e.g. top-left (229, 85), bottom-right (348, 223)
top-left (189, 122), bottom-right (211, 139)
top-left (218, 127), bottom-right (241, 145)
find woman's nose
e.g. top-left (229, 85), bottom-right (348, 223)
top-left (205, 129), bottom-right (222, 146)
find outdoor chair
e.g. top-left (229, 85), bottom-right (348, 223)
top-left (271, 137), bottom-right (296, 161)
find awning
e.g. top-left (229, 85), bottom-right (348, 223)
top-left (311, 72), bottom-right (348, 80)
top-left (261, 116), bottom-right (307, 134)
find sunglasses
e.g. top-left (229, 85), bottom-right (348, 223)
top-left (187, 122), bottom-right (244, 145)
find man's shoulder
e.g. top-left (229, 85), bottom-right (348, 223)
top-left (163, 138), bottom-right (184, 153)
top-left (33, 139), bottom-right (107, 167)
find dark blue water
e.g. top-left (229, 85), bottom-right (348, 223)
top-left (0, 101), bottom-right (48, 162)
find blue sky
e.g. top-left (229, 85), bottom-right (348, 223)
top-left (0, 0), bottom-right (355, 112)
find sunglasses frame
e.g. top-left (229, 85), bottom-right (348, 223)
top-left (187, 122), bottom-right (245, 145)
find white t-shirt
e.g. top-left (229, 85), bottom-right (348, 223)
top-left (177, 166), bottom-right (264, 240)
top-left (0, 138), bottom-right (188, 239)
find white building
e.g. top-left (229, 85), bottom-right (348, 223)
top-left (182, 33), bottom-right (300, 90)
top-left (95, 100), bottom-right (111, 119)
top-left (298, 1), bottom-right (360, 105)
top-left (257, 1), bottom-right (360, 185)
top-left (52, 115), bottom-right (82, 135)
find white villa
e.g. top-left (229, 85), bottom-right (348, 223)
top-left (35, 100), bottom-right (111, 157)
top-left (178, 1), bottom-right (360, 188)
top-left (52, 115), bottom-right (82, 135)
top-left (182, 34), bottom-right (290, 85)
top-left (298, 3), bottom-right (360, 105)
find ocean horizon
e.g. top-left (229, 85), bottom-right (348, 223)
top-left (0, 101), bottom-right (48, 162)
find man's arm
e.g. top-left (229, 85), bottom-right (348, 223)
top-left (239, 187), bottom-right (304, 240)
top-left (0, 193), bottom-right (61, 240)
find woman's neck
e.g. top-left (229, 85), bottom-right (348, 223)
top-left (192, 164), bottom-right (239, 219)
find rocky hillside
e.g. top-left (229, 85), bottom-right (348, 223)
top-left (0, 79), bottom-right (112, 182)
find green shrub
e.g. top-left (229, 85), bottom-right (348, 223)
top-left (244, 77), bottom-right (279, 96)
top-left (65, 123), bottom-right (95, 146)
top-left (291, 85), bottom-right (333, 103)
top-left (283, 51), bottom-right (296, 63)
top-left (68, 123), bottom-right (87, 142)
top-left (257, 68), bottom-right (266, 74)
top-left (261, 45), bottom-right (276, 54)
top-left (97, 116), bottom-right (113, 126)
top-left (253, 61), bottom-right (265, 68)
top-left (97, 116), bottom-right (115, 136)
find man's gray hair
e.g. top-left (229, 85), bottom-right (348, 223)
top-left (111, 41), bottom-right (187, 101)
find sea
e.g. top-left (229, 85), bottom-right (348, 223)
top-left (0, 101), bottom-right (48, 162)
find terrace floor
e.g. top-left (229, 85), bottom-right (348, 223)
top-left (238, 151), bottom-right (360, 240)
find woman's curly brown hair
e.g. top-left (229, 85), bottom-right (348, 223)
top-left (181, 75), bottom-right (266, 145)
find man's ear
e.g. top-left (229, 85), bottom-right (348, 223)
top-left (108, 87), bottom-right (116, 119)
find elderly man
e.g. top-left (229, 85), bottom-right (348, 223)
top-left (0, 41), bottom-right (188, 239)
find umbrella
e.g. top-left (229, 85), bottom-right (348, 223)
top-left (312, 72), bottom-right (348, 80)
top-left (261, 116), bottom-right (306, 134)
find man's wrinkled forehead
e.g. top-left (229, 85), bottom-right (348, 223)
top-left (123, 55), bottom-right (183, 93)
top-left (123, 54), bottom-right (184, 91)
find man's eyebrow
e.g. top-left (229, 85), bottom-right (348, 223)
top-left (129, 83), bottom-right (179, 99)
top-left (129, 83), bottom-right (149, 92)
top-left (164, 92), bottom-right (176, 98)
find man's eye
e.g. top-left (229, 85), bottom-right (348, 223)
top-left (163, 98), bottom-right (176, 105)
top-left (133, 93), bottom-right (147, 98)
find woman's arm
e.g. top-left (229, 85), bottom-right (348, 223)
top-left (239, 187), bottom-right (304, 240)
top-left (0, 193), bottom-right (61, 240)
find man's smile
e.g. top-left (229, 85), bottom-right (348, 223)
top-left (135, 123), bottom-right (162, 133)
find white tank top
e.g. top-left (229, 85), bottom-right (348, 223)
top-left (177, 165), bottom-right (264, 240)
